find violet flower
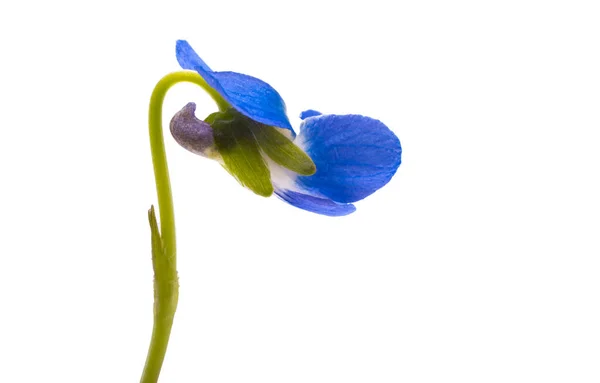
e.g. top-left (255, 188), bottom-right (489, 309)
top-left (141, 40), bottom-right (403, 382)
top-left (171, 40), bottom-right (402, 216)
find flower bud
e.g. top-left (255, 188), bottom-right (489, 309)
top-left (170, 103), bottom-right (219, 159)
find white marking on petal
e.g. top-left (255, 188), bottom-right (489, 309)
top-left (292, 133), bottom-right (307, 152)
top-left (276, 127), bottom-right (294, 140)
top-left (261, 153), bottom-right (303, 193)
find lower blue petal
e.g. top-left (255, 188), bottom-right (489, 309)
top-left (275, 189), bottom-right (356, 217)
top-left (297, 114), bottom-right (401, 203)
top-left (175, 40), bottom-right (294, 135)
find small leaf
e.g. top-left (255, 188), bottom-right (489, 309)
top-left (212, 114), bottom-right (273, 197)
top-left (250, 124), bottom-right (316, 176)
top-left (148, 205), bottom-right (164, 276)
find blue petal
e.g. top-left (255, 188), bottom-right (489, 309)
top-left (300, 109), bottom-right (322, 120)
top-left (210, 71), bottom-right (294, 133)
top-left (176, 40), bottom-right (213, 72)
top-left (275, 189), bottom-right (356, 217)
top-left (297, 114), bottom-right (401, 203)
top-left (175, 40), bottom-right (294, 135)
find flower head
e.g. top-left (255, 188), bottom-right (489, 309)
top-left (171, 40), bottom-right (401, 216)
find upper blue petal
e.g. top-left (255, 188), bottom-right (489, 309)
top-left (299, 109), bottom-right (322, 120)
top-left (175, 40), bottom-right (294, 135)
top-left (176, 40), bottom-right (213, 72)
top-left (210, 71), bottom-right (294, 133)
top-left (296, 114), bottom-right (401, 203)
top-left (275, 189), bottom-right (356, 217)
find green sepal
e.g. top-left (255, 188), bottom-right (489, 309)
top-left (209, 110), bottom-right (274, 197)
top-left (249, 124), bottom-right (316, 176)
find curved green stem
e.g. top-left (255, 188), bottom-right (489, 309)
top-left (141, 71), bottom-right (227, 383)
top-left (148, 71), bottom-right (228, 260)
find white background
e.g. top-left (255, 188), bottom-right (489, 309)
top-left (1, 1), bottom-right (599, 382)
